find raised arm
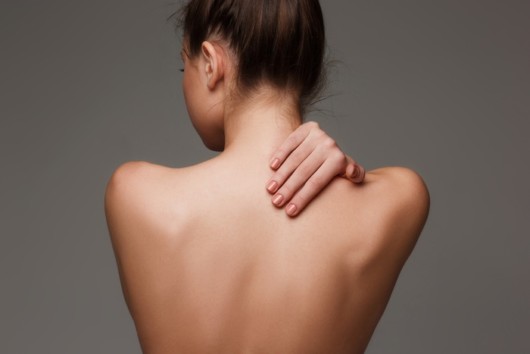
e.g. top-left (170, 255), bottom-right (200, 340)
top-left (266, 121), bottom-right (365, 217)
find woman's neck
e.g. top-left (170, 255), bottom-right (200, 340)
top-left (221, 93), bottom-right (303, 162)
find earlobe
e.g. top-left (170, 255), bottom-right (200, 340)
top-left (201, 41), bottom-right (224, 90)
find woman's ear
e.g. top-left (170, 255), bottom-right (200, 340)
top-left (201, 41), bottom-right (225, 90)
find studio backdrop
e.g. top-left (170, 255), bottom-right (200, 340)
top-left (1, 0), bottom-right (528, 353)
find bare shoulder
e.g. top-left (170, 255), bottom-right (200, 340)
top-left (319, 166), bottom-right (429, 267)
top-left (104, 161), bottom-right (182, 244)
top-left (106, 160), bottom-right (173, 182)
top-left (327, 165), bottom-right (430, 217)
top-left (103, 161), bottom-right (193, 317)
top-left (363, 166), bottom-right (430, 262)
top-left (105, 160), bottom-right (171, 210)
top-left (367, 166), bottom-right (430, 214)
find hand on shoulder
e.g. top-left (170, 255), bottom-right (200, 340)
top-left (266, 121), bottom-right (366, 217)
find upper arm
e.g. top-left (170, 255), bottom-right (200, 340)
top-left (392, 166), bottom-right (430, 235)
top-left (104, 160), bottom-right (176, 258)
top-left (376, 167), bottom-right (430, 265)
top-left (104, 161), bottom-right (166, 308)
top-left (104, 161), bottom-right (152, 245)
top-left (104, 162), bottom-right (187, 345)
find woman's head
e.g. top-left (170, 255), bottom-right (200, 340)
top-left (175, 0), bottom-right (326, 150)
top-left (176, 0), bottom-right (325, 150)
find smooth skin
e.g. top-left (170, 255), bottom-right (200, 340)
top-left (105, 40), bottom-right (430, 353)
top-left (267, 121), bottom-right (366, 217)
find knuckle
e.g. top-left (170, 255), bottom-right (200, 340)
top-left (286, 135), bottom-right (299, 146)
top-left (323, 137), bottom-right (337, 148)
top-left (306, 175), bottom-right (326, 190)
top-left (313, 127), bottom-right (325, 138)
top-left (279, 184), bottom-right (294, 198)
top-left (334, 153), bottom-right (348, 166)
top-left (273, 170), bottom-right (288, 183)
top-left (307, 121), bottom-right (319, 129)
top-left (293, 192), bottom-right (309, 207)
top-left (292, 145), bottom-right (311, 162)
top-left (297, 162), bottom-right (315, 177)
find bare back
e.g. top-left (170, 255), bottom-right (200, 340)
top-left (105, 157), bottom-right (429, 354)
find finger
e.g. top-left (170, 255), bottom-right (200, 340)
top-left (285, 158), bottom-right (344, 217)
top-left (271, 147), bottom-right (343, 208)
top-left (341, 156), bottom-right (356, 178)
top-left (271, 150), bottom-right (324, 208)
top-left (351, 164), bottom-right (365, 183)
top-left (266, 134), bottom-right (322, 194)
top-left (341, 157), bottom-right (366, 184)
top-left (269, 121), bottom-right (318, 170)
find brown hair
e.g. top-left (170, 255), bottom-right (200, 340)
top-left (174, 0), bottom-right (326, 112)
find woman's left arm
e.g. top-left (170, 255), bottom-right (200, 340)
top-left (266, 121), bottom-right (365, 217)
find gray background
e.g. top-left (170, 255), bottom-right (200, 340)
top-left (1, 0), bottom-right (528, 353)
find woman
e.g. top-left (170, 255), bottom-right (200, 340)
top-left (105, 0), bottom-right (430, 353)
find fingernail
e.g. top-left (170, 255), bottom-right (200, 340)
top-left (346, 164), bottom-right (354, 178)
top-left (273, 194), bottom-right (284, 206)
top-left (352, 165), bottom-right (365, 183)
top-left (271, 158), bottom-right (280, 169)
top-left (267, 180), bottom-right (278, 193)
top-left (352, 165), bottom-right (360, 179)
top-left (287, 203), bottom-right (297, 216)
